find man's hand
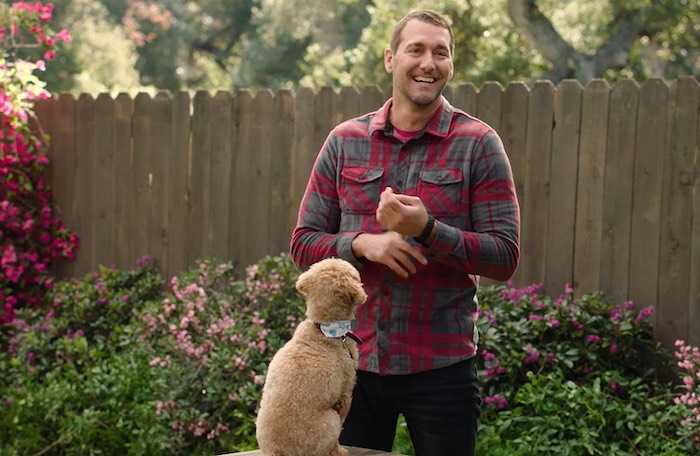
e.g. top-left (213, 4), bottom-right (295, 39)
top-left (351, 231), bottom-right (427, 279)
top-left (376, 187), bottom-right (429, 237)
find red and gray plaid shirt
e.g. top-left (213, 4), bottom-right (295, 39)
top-left (290, 97), bottom-right (520, 375)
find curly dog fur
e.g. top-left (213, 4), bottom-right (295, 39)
top-left (256, 258), bottom-right (367, 456)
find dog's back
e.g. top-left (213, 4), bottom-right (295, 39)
top-left (256, 320), bottom-right (357, 456)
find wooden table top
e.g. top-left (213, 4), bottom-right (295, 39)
top-left (221, 446), bottom-right (403, 455)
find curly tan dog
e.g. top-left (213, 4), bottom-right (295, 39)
top-left (256, 258), bottom-right (367, 456)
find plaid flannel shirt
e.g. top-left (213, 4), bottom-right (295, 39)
top-left (290, 97), bottom-right (520, 375)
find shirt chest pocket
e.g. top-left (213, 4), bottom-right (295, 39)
top-left (417, 168), bottom-right (464, 216)
top-left (339, 167), bottom-right (384, 214)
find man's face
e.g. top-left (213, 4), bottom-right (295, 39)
top-left (385, 19), bottom-right (454, 108)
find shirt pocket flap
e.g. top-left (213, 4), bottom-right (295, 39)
top-left (341, 167), bottom-right (384, 183)
top-left (419, 168), bottom-right (463, 185)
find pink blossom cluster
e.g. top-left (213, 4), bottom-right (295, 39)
top-left (482, 350), bottom-right (507, 378)
top-left (245, 264), bottom-right (283, 303)
top-left (674, 340), bottom-right (700, 441)
top-left (1, 1), bottom-right (77, 321)
top-left (500, 282), bottom-right (543, 304)
top-left (122, 0), bottom-right (173, 47)
top-left (523, 344), bottom-right (540, 365)
top-left (484, 394), bottom-right (508, 410)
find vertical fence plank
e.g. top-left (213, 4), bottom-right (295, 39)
top-left (574, 80), bottom-right (610, 295)
top-left (150, 93), bottom-right (172, 276)
top-left (93, 94), bottom-right (116, 269)
top-left (132, 93), bottom-right (153, 264)
top-left (337, 86), bottom-right (362, 126)
top-left (500, 82), bottom-right (529, 286)
top-left (207, 91), bottom-right (233, 263)
top-left (74, 94), bottom-right (96, 276)
top-left (520, 81), bottom-right (555, 286)
top-left (477, 82), bottom-right (504, 133)
top-left (249, 90), bottom-right (275, 265)
top-left (54, 94), bottom-right (78, 277)
top-left (269, 90), bottom-right (295, 256)
top-left (657, 77), bottom-right (699, 346)
top-left (358, 86), bottom-right (385, 117)
top-left (450, 83), bottom-right (477, 114)
top-left (113, 94), bottom-right (133, 270)
top-left (168, 92), bottom-right (190, 276)
top-left (629, 79), bottom-right (670, 330)
top-left (231, 90), bottom-right (255, 269)
top-left (289, 88), bottom-right (315, 241)
top-left (600, 80), bottom-right (639, 305)
top-left (545, 80), bottom-right (582, 294)
top-left (40, 95), bottom-right (75, 278)
top-left (188, 91), bottom-right (211, 266)
top-left (691, 92), bottom-right (700, 348)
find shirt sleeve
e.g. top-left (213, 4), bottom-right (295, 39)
top-left (289, 132), bottom-right (364, 269)
top-left (426, 130), bottom-right (520, 281)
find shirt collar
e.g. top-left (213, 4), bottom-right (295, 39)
top-left (368, 96), bottom-right (454, 139)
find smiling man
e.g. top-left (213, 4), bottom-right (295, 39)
top-left (290, 9), bottom-right (520, 456)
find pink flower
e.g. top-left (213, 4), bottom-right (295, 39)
top-left (528, 314), bottom-right (543, 321)
top-left (523, 344), bottom-right (540, 365)
top-left (547, 316), bottom-right (560, 328)
top-left (635, 306), bottom-right (654, 323)
top-left (2, 244), bottom-right (17, 267)
top-left (482, 350), bottom-right (496, 362)
top-left (586, 335), bottom-right (601, 345)
top-left (609, 341), bottom-right (619, 354)
top-left (43, 50), bottom-right (55, 61)
top-left (55, 28), bottom-right (71, 43)
top-left (484, 394), bottom-right (508, 410)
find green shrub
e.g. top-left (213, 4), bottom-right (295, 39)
top-left (2, 258), bottom-right (697, 455)
top-left (137, 255), bottom-right (304, 454)
top-left (0, 259), bottom-right (169, 455)
top-left (473, 283), bottom-right (697, 455)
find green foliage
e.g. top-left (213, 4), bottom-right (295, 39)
top-left (478, 371), bottom-right (692, 455)
top-left (0, 254), bottom-right (304, 455)
top-left (2, 256), bottom-right (697, 455)
top-left (0, 260), bottom-right (168, 455)
top-left (472, 284), bottom-right (696, 455)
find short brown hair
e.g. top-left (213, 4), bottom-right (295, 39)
top-left (390, 10), bottom-right (454, 56)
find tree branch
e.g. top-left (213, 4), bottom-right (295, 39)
top-left (507, 0), bottom-right (657, 82)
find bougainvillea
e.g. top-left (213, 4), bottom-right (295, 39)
top-left (1, 2), bottom-right (76, 320)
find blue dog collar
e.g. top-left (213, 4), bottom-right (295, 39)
top-left (317, 320), bottom-right (363, 344)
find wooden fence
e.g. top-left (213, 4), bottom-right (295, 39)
top-left (35, 78), bottom-right (700, 347)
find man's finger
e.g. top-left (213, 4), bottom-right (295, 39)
top-left (385, 257), bottom-right (409, 279)
top-left (398, 240), bottom-right (428, 265)
top-left (392, 249), bottom-right (417, 275)
top-left (394, 193), bottom-right (422, 206)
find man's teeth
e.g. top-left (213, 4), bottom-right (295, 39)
top-left (414, 77), bottom-right (435, 83)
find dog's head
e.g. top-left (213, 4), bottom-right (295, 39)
top-left (295, 258), bottom-right (367, 323)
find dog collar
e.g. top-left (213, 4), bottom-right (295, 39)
top-left (316, 321), bottom-right (363, 344)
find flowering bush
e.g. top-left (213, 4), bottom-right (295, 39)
top-left (0, 258), bottom-right (167, 455)
top-left (674, 339), bottom-right (700, 445)
top-left (1, 1), bottom-right (76, 319)
top-left (473, 283), bottom-right (698, 454)
top-left (0, 254), bottom-right (304, 455)
top-left (138, 255), bottom-right (304, 454)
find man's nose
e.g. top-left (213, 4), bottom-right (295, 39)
top-left (418, 53), bottom-right (436, 71)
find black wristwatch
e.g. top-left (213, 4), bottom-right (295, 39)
top-left (414, 215), bottom-right (435, 246)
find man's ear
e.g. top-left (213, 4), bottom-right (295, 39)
top-left (384, 47), bottom-right (393, 73)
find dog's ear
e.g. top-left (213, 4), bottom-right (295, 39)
top-left (296, 269), bottom-right (314, 297)
top-left (351, 279), bottom-right (367, 306)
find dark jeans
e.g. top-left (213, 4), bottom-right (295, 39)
top-left (339, 357), bottom-right (481, 456)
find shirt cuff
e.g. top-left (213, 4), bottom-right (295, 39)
top-left (336, 231), bottom-right (365, 270)
top-left (426, 220), bottom-right (462, 255)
